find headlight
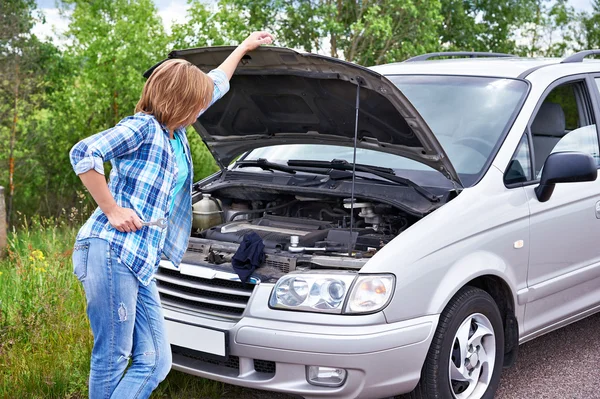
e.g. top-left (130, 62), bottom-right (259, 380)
top-left (269, 273), bottom-right (395, 314)
top-left (270, 274), bottom-right (356, 313)
top-left (344, 275), bottom-right (395, 314)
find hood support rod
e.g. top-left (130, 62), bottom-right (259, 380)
top-left (348, 77), bottom-right (364, 255)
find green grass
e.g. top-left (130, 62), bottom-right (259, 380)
top-left (0, 220), bottom-right (90, 398)
top-left (0, 219), bottom-right (282, 399)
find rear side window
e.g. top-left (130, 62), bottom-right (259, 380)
top-left (544, 84), bottom-right (579, 130)
top-left (530, 81), bottom-right (599, 176)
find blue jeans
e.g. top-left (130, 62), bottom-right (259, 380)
top-left (73, 237), bottom-right (171, 399)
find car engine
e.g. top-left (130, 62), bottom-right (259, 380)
top-left (185, 189), bottom-right (417, 279)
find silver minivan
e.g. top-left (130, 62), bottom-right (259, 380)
top-left (149, 47), bottom-right (600, 399)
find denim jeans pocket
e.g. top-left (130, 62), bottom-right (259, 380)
top-left (72, 241), bottom-right (90, 282)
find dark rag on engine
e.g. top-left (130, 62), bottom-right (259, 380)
top-left (231, 231), bottom-right (265, 283)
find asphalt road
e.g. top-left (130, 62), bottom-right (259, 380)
top-left (236, 312), bottom-right (600, 399)
top-left (495, 311), bottom-right (600, 399)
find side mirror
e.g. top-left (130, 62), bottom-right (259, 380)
top-left (535, 151), bottom-right (597, 202)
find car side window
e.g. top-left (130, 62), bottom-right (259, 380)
top-left (530, 81), bottom-right (599, 177)
top-left (504, 135), bottom-right (532, 185)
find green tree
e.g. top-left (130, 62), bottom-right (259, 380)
top-left (170, 0), bottom-right (275, 49)
top-left (439, 0), bottom-right (540, 54)
top-left (59, 0), bottom-right (168, 129)
top-left (35, 0), bottom-right (170, 216)
top-left (283, 0), bottom-right (443, 65)
top-left (174, 0), bottom-right (442, 65)
top-left (517, 0), bottom-right (578, 57)
top-left (0, 0), bottom-right (60, 225)
top-left (57, 0), bottom-right (219, 201)
top-left (577, 0), bottom-right (600, 50)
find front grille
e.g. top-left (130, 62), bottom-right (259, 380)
top-left (156, 267), bottom-right (255, 320)
top-left (172, 345), bottom-right (276, 375)
top-left (160, 280), bottom-right (248, 305)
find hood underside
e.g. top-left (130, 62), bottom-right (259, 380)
top-left (147, 46), bottom-right (461, 186)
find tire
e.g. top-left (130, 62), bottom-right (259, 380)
top-left (408, 286), bottom-right (504, 399)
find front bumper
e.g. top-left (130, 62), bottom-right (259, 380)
top-left (165, 303), bottom-right (438, 399)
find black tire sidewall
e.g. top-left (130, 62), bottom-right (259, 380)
top-left (436, 288), bottom-right (505, 399)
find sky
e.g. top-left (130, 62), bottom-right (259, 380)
top-left (33, 0), bottom-right (195, 43)
top-left (32, 0), bottom-right (597, 48)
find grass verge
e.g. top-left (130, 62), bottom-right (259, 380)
top-left (0, 221), bottom-right (90, 398)
top-left (0, 219), bottom-right (284, 399)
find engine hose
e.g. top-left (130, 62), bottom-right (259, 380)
top-left (228, 200), bottom-right (299, 222)
top-left (319, 208), bottom-right (348, 220)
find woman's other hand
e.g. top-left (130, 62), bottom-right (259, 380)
top-left (241, 31), bottom-right (274, 53)
top-left (106, 205), bottom-right (143, 233)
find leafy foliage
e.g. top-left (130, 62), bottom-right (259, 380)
top-left (439, 0), bottom-right (539, 53)
top-left (578, 0), bottom-right (600, 50)
top-left (194, 0), bottom-right (443, 65)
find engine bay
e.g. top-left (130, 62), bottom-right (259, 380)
top-left (187, 187), bottom-right (421, 277)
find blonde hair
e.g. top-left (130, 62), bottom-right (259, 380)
top-left (136, 59), bottom-right (213, 132)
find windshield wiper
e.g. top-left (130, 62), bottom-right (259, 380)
top-left (235, 158), bottom-right (297, 174)
top-left (287, 159), bottom-right (439, 202)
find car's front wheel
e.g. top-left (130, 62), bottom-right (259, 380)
top-left (409, 286), bottom-right (504, 399)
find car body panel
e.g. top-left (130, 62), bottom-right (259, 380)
top-left (366, 167), bottom-right (528, 325)
top-left (165, 303), bottom-right (438, 399)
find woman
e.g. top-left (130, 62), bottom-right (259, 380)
top-left (69, 31), bottom-right (273, 399)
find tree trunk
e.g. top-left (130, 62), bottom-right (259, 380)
top-left (0, 186), bottom-right (6, 258)
top-left (530, 2), bottom-right (541, 57)
top-left (329, 0), bottom-right (342, 58)
top-left (7, 62), bottom-right (20, 229)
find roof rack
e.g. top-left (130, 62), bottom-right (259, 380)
top-left (404, 51), bottom-right (516, 62)
top-left (561, 50), bottom-right (600, 63)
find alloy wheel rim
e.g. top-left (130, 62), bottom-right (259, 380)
top-left (448, 312), bottom-right (496, 399)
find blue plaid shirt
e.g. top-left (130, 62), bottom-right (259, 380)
top-left (70, 69), bottom-right (229, 286)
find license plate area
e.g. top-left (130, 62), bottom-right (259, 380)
top-left (165, 317), bottom-right (229, 360)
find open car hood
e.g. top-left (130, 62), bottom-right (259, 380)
top-left (147, 46), bottom-right (461, 186)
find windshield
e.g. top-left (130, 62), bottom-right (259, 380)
top-left (242, 75), bottom-right (528, 187)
